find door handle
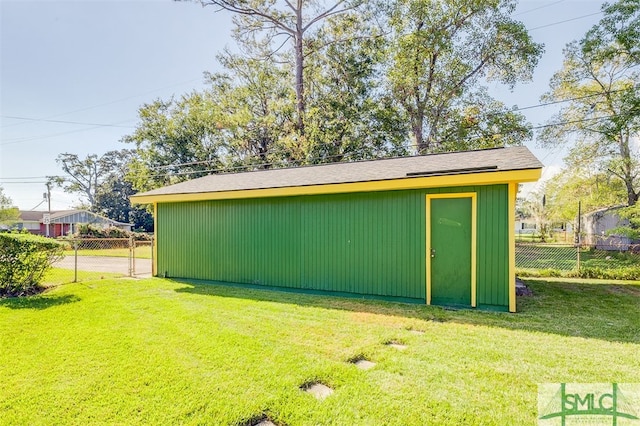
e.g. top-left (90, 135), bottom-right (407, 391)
top-left (431, 248), bottom-right (436, 258)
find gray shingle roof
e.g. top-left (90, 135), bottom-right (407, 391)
top-left (135, 146), bottom-right (542, 198)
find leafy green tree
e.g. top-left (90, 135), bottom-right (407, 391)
top-left (303, 13), bottom-right (408, 162)
top-left (582, 0), bottom-right (639, 64)
top-left (0, 186), bottom-right (19, 226)
top-left (95, 178), bottom-right (154, 232)
top-left (197, 0), bottom-right (363, 137)
top-left (539, 0), bottom-right (639, 206)
top-left (123, 92), bottom-right (228, 191)
top-left (385, 0), bottom-right (543, 153)
top-left (521, 190), bottom-right (551, 242)
top-left (54, 150), bottom-right (153, 230)
top-left (124, 53), bottom-right (296, 190)
top-left (207, 50), bottom-right (296, 168)
top-left (53, 150), bottom-right (133, 209)
top-left (543, 167), bottom-right (626, 225)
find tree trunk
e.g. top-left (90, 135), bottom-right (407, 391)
top-left (294, 4), bottom-right (305, 136)
top-left (412, 113), bottom-right (425, 154)
top-left (619, 131), bottom-right (638, 206)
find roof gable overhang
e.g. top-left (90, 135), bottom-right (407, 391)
top-left (131, 167), bottom-right (541, 204)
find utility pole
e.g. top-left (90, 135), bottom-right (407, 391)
top-left (45, 182), bottom-right (51, 237)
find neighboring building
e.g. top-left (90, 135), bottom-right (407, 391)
top-left (514, 219), bottom-right (573, 238)
top-left (132, 146), bottom-right (542, 312)
top-left (582, 206), bottom-right (632, 250)
top-left (15, 210), bottom-right (132, 237)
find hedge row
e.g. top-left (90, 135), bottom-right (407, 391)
top-left (516, 266), bottom-right (640, 281)
top-left (71, 224), bottom-right (152, 241)
top-left (0, 233), bottom-right (64, 297)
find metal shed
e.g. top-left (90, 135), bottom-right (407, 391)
top-left (132, 146), bottom-right (542, 312)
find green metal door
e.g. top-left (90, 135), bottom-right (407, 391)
top-left (429, 196), bottom-right (473, 306)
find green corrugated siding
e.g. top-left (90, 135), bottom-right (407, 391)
top-left (156, 184), bottom-right (510, 307)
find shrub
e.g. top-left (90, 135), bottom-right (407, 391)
top-left (71, 224), bottom-right (152, 241)
top-left (0, 234), bottom-right (64, 297)
top-left (568, 266), bottom-right (640, 281)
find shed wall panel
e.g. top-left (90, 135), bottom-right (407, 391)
top-left (157, 184), bottom-right (509, 307)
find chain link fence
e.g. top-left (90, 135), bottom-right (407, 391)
top-left (48, 237), bottom-right (153, 282)
top-left (516, 234), bottom-right (640, 276)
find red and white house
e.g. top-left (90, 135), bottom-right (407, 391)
top-left (15, 210), bottom-right (132, 237)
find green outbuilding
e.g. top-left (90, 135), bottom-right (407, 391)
top-left (132, 146), bottom-right (542, 312)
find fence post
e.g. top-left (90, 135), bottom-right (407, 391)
top-left (73, 240), bottom-right (78, 283)
top-left (576, 201), bottom-right (582, 273)
top-left (129, 236), bottom-right (134, 277)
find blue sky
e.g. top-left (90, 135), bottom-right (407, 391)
top-left (1, 0), bottom-right (606, 210)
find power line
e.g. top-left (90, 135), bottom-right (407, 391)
top-left (0, 175), bottom-right (55, 180)
top-left (512, 89), bottom-right (629, 112)
top-left (0, 181), bottom-right (49, 184)
top-left (0, 111), bottom-right (623, 183)
top-left (0, 115), bottom-right (135, 129)
top-left (0, 119), bottom-right (134, 146)
top-left (29, 200), bottom-right (46, 211)
top-left (144, 113), bottom-right (624, 177)
top-left (528, 11), bottom-right (603, 31)
top-left (0, 77), bottom-right (204, 130)
top-left (514, 0), bottom-right (566, 17)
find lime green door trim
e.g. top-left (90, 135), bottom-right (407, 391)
top-left (153, 202), bottom-right (157, 277)
top-left (508, 183), bottom-right (517, 312)
top-left (426, 193), bottom-right (477, 307)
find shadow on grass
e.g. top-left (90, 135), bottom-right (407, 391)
top-left (172, 278), bottom-right (640, 345)
top-left (0, 293), bottom-right (81, 310)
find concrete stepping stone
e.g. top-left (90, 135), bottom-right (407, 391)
top-left (254, 420), bottom-right (276, 426)
top-left (354, 359), bottom-right (376, 370)
top-left (408, 329), bottom-right (425, 335)
top-left (386, 341), bottom-right (407, 350)
top-left (302, 383), bottom-right (334, 400)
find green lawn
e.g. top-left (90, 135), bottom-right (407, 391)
top-left (1, 277), bottom-right (639, 425)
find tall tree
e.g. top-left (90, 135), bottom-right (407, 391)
top-left (124, 54), bottom-right (296, 190)
top-left (0, 186), bottom-right (19, 225)
top-left (210, 50), bottom-right (295, 168)
top-left (582, 0), bottom-right (639, 64)
top-left (195, 0), bottom-right (363, 137)
top-left (53, 150), bottom-right (153, 230)
top-left (539, 0), bottom-right (640, 206)
top-left (385, 0), bottom-right (543, 153)
top-left (53, 151), bottom-right (131, 209)
top-left (303, 12), bottom-right (408, 162)
top-left (123, 92), bottom-right (228, 191)
top-left (543, 166), bottom-right (627, 225)
top-left (95, 179), bottom-right (154, 231)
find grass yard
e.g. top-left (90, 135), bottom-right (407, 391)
top-left (40, 267), bottom-right (125, 286)
top-left (1, 277), bottom-right (639, 425)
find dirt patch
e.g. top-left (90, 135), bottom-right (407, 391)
top-left (0, 285), bottom-right (46, 298)
top-left (607, 285), bottom-right (640, 296)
